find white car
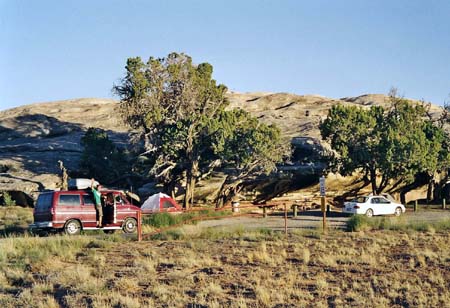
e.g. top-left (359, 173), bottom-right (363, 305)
top-left (343, 195), bottom-right (406, 217)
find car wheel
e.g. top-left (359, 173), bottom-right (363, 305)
top-left (64, 220), bottom-right (81, 235)
top-left (394, 207), bottom-right (402, 217)
top-left (365, 209), bottom-right (374, 217)
top-left (122, 218), bottom-right (137, 234)
top-left (37, 230), bottom-right (49, 237)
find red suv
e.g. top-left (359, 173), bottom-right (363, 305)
top-left (29, 189), bottom-right (141, 235)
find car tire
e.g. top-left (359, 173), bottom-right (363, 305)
top-left (365, 209), bottom-right (374, 217)
top-left (122, 218), bottom-right (137, 234)
top-left (37, 230), bottom-right (49, 237)
top-left (394, 207), bottom-right (402, 217)
top-left (64, 220), bottom-right (81, 235)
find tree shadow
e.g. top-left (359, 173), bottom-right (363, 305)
top-left (0, 223), bottom-right (30, 237)
top-left (1, 174), bottom-right (45, 192)
top-left (329, 177), bottom-right (370, 207)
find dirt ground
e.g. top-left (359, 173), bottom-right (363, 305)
top-left (1, 207), bottom-right (450, 307)
top-left (2, 229), bottom-right (449, 307)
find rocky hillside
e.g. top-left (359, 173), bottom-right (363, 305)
top-left (0, 93), bottom-right (444, 205)
top-left (228, 92), bottom-right (444, 139)
top-left (0, 98), bottom-right (129, 203)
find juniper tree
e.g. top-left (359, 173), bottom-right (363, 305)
top-left (113, 53), bottom-right (285, 208)
top-left (320, 95), bottom-right (449, 195)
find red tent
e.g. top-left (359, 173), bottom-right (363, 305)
top-left (140, 193), bottom-right (182, 214)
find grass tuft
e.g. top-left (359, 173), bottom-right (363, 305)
top-left (151, 229), bottom-right (185, 240)
top-left (142, 209), bottom-right (231, 229)
top-left (346, 215), bottom-right (450, 232)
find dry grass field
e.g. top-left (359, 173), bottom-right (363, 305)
top-left (1, 217), bottom-right (450, 307)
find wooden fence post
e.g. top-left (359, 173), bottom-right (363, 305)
top-left (137, 210), bottom-right (142, 242)
top-left (414, 200), bottom-right (418, 212)
top-left (293, 204), bottom-right (298, 218)
top-left (321, 196), bottom-right (327, 232)
top-left (284, 204), bottom-right (288, 238)
top-left (443, 199), bottom-right (446, 210)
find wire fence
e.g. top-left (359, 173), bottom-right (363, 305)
top-left (135, 202), bottom-right (322, 241)
top-left (134, 203), bottom-right (450, 241)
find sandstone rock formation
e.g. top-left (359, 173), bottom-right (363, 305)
top-left (0, 93), bottom-right (444, 206)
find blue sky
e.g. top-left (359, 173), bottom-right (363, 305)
top-left (1, 0), bottom-right (449, 110)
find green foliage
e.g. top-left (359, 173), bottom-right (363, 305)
top-left (320, 96), bottom-right (449, 194)
top-left (80, 128), bottom-right (129, 184)
top-left (208, 108), bottom-right (286, 206)
top-left (142, 212), bottom-right (196, 228)
top-left (346, 214), bottom-right (371, 232)
top-left (142, 209), bottom-right (229, 228)
top-left (198, 226), bottom-right (245, 240)
top-left (114, 53), bottom-right (285, 207)
top-left (320, 104), bottom-right (382, 174)
top-left (149, 225), bottom-right (282, 241)
top-left (114, 53), bottom-right (230, 207)
top-left (151, 229), bottom-right (184, 240)
top-left (0, 206), bottom-right (32, 237)
top-left (346, 215), bottom-right (450, 232)
top-left (0, 236), bottom-right (90, 267)
top-left (208, 109), bottom-right (285, 174)
top-left (2, 192), bottom-right (16, 207)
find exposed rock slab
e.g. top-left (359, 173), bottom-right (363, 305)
top-left (0, 94), bottom-right (445, 204)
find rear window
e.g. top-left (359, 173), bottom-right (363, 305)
top-left (371, 197), bottom-right (390, 204)
top-left (35, 193), bottom-right (53, 211)
top-left (352, 197), bottom-right (368, 203)
top-left (58, 194), bottom-right (81, 206)
top-left (82, 195), bottom-right (94, 206)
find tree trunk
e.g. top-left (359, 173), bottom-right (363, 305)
top-left (189, 164), bottom-right (197, 206)
top-left (215, 176), bottom-right (242, 208)
top-left (216, 176), bottom-right (230, 208)
top-left (183, 125), bottom-right (196, 209)
top-left (370, 168), bottom-right (378, 195)
top-left (164, 181), bottom-right (176, 200)
top-left (400, 191), bottom-right (406, 205)
top-left (184, 168), bottom-right (193, 209)
top-left (427, 177), bottom-right (434, 204)
top-left (183, 160), bottom-right (198, 209)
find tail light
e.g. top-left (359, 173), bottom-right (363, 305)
top-left (353, 205), bottom-right (360, 209)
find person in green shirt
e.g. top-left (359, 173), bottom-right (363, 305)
top-left (91, 179), bottom-right (103, 227)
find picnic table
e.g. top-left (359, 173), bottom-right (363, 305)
top-left (257, 198), bottom-right (312, 218)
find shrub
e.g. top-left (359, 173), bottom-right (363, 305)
top-left (143, 212), bottom-right (196, 228)
top-left (2, 192), bottom-right (16, 207)
top-left (346, 215), bottom-right (370, 231)
top-left (142, 209), bottom-right (228, 229)
top-left (198, 226), bottom-right (245, 240)
top-left (79, 127), bottom-right (129, 184)
top-left (346, 214), bottom-right (450, 232)
top-left (151, 229), bottom-right (184, 240)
